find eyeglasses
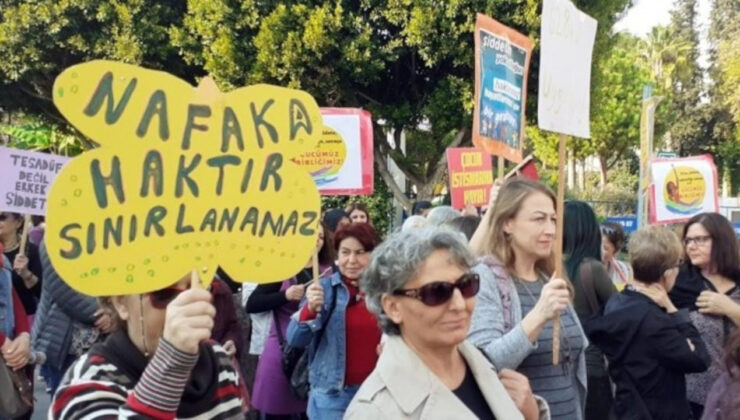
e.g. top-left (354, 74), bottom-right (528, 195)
top-left (393, 272), bottom-right (480, 306)
top-left (0, 214), bottom-right (8, 221)
top-left (684, 235), bottom-right (711, 247)
top-left (147, 286), bottom-right (185, 309)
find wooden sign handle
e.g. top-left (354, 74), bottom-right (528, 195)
top-left (312, 252), bottom-right (319, 282)
top-left (498, 156), bottom-right (505, 181)
top-left (18, 215), bottom-right (32, 256)
top-left (552, 133), bottom-right (567, 365)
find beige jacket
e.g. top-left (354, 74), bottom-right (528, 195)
top-left (344, 335), bottom-right (550, 420)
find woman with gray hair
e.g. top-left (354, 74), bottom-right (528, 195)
top-left (345, 228), bottom-right (550, 420)
top-left (425, 205), bottom-right (460, 227)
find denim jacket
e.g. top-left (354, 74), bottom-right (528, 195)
top-left (0, 254), bottom-right (14, 338)
top-left (286, 271), bottom-right (349, 393)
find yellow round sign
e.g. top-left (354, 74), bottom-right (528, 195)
top-left (663, 165), bottom-right (705, 215)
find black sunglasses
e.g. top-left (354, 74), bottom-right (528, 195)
top-left (393, 272), bottom-right (480, 306)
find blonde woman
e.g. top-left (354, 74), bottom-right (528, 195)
top-left (468, 178), bottom-right (588, 420)
top-left (586, 227), bottom-right (710, 420)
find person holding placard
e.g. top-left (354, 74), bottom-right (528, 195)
top-left (247, 223), bottom-right (334, 420)
top-left (0, 213), bottom-right (42, 323)
top-left (467, 178), bottom-right (587, 420)
top-left (286, 223), bottom-right (382, 420)
top-left (668, 213), bottom-right (740, 418)
top-left (51, 272), bottom-right (247, 419)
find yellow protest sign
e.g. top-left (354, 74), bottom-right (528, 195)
top-left (48, 60), bottom-right (323, 296)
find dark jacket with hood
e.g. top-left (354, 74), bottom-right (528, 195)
top-left (584, 288), bottom-right (711, 420)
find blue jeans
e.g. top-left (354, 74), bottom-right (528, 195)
top-left (45, 354), bottom-right (77, 395)
top-left (307, 385), bottom-right (360, 420)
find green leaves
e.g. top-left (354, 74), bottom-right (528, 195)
top-left (1, 116), bottom-right (86, 156)
top-left (1, 0), bottom-right (642, 205)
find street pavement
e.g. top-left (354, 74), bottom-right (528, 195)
top-left (31, 368), bottom-right (51, 420)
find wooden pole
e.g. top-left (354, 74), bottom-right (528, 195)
top-left (498, 156), bottom-right (505, 181)
top-left (18, 214), bottom-right (32, 256)
top-left (552, 133), bottom-right (567, 365)
top-left (312, 252), bottom-right (319, 282)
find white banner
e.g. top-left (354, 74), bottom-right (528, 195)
top-left (538, 0), bottom-right (597, 138)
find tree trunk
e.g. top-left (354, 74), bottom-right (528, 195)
top-left (374, 148), bottom-right (413, 211)
top-left (416, 181), bottom-right (437, 201)
top-left (567, 150), bottom-right (575, 190)
top-left (577, 159), bottom-right (586, 191)
top-left (372, 126), bottom-right (468, 212)
top-left (599, 155), bottom-right (608, 191)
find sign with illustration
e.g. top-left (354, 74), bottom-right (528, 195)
top-left (473, 14), bottom-right (532, 163)
top-left (446, 148), bottom-right (493, 209)
top-left (0, 146), bottom-right (71, 215)
top-left (293, 126), bottom-right (347, 187)
top-left (537, 0), bottom-right (598, 139)
top-left (300, 108), bottom-right (373, 195)
top-left (649, 155), bottom-right (719, 224)
top-left (47, 60), bottom-right (324, 296)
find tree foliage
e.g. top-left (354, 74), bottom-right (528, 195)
top-left (590, 34), bottom-right (649, 184)
top-left (0, 0), bottom-right (195, 121)
top-left (1, 115), bottom-right (86, 156)
top-left (0, 0), bottom-right (635, 210)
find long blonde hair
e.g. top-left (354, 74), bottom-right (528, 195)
top-left (481, 178), bottom-right (556, 277)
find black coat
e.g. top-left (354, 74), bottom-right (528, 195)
top-left (584, 289), bottom-right (711, 420)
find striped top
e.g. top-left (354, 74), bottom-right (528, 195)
top-left (515, 279), bottom-right (584, 420)
top-left (51, 331), bottom-right (245, 419)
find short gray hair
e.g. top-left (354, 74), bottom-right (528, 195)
top-left (362, 227), bottom-right (475, 335)
top-left (426, 205), bottom-right (461, 227)
top-left (401, 215), bottom-right (427, 232)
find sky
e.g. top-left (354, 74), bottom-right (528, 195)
top-left (613, 0), bottom-right (713, 70)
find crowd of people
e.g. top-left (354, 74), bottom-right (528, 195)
top-left (2, 182), bottom-right (740, 419)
